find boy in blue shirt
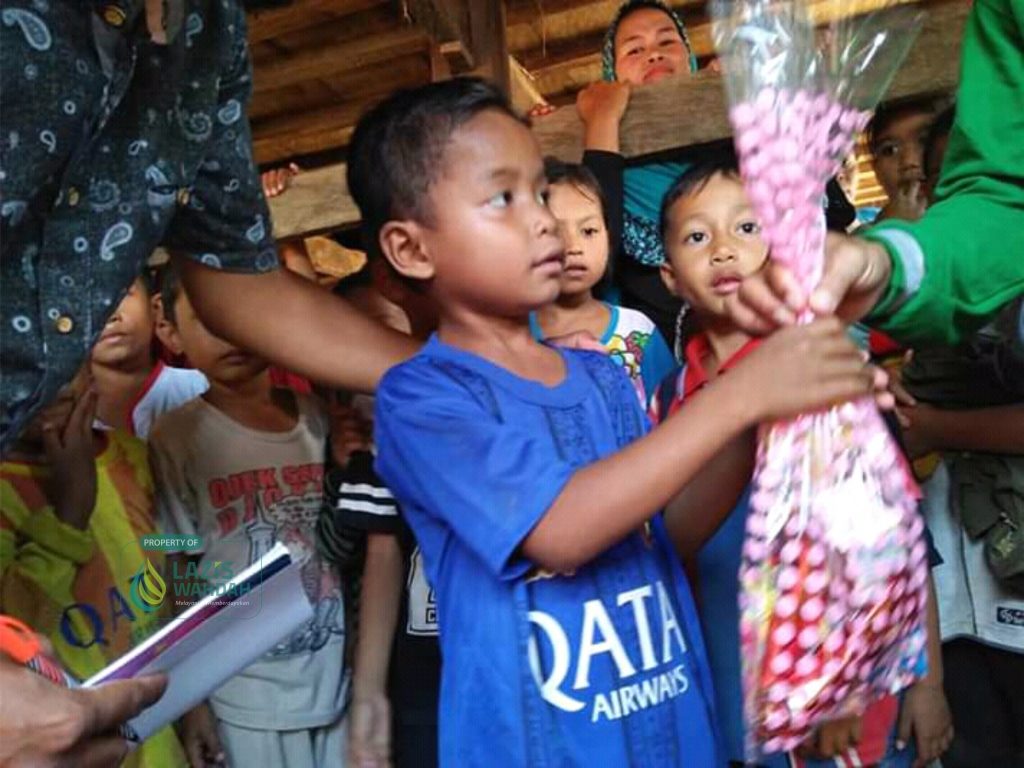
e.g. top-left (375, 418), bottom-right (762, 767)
top-left (346, 78), bottom-right (888, 767)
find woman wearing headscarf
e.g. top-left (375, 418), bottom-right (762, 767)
top-left (578, 0), bottom-right (699, 344)
top-left (576, 1), bottom-right (855, 349)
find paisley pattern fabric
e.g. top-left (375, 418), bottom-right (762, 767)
top-left (0, 0), bottom-right (278, 451)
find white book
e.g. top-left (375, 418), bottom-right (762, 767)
top-left (84, 542), bottom-right (313, 742)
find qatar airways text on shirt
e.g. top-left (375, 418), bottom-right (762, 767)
top-left (527, 579), bottom-right (693, 724)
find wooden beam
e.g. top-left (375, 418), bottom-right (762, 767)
top-left (254, 26), bottom-right (430, 93)
top-left (506, 0), bottom-right (701, 54)
top-left (250, 81), bottom-right (338, 122)
top-left (253, 100), bottom-right (373, 165)
top-left (251, 4), bottom-right (407, 66)
top-left (269, 164), bottom-right (358, 239)
top-left (531, 49), bottom-right (603, 100)
top-left (467, 1), bottom-right (510, 94)
top-left (250, 54), bottom-right (431, 121)
top-left (429, 41), bottom-right (453, 80)
top-left (267, 0), bottom-right (967, 238)
top-left (246, 0), bottom-right (383, 44)
top-left (404, 0), bottom-right (475, 68)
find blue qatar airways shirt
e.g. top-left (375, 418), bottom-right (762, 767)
top-left (375, 336), bottom-right (722, 767)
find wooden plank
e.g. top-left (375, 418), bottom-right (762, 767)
top-left (246, 0), bottom-right (383, 44)
top-left (251, 4), bottom-right (404, 65)
top-left (249, 81), bottom-right (339, 122)
top-left (468, 1), bottom-right (510, 94)
top-left (405, 0), bottom-right (476, 68)
top-left (532, 51), bottom-right (602, 101)
top-left (250, 54), bottom-right (431, 121)
top-left (253, 26), bottom-right (430, 93)
top-left (506, 0), bottom-right (701, 54)
top-left (253, 100), bottom-right (374, 165)
top-left (269, 164), bottom-right (358, 238)
top-left (267, 0), bottom-right (967, 237)
top-left (506, 0), bottom-right (604, 25)
top-left (429, 41), bottom-right (454, 80)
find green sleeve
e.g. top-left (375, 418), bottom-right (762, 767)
top-left (863, 0), bottom-right (1024, 346)
top-left (0, 508), bottom-right (94, 629)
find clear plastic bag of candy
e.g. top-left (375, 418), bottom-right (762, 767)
top-left (709, 0), bottom-right (930, 756)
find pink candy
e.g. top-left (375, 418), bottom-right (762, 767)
top-left (773, 621), bottom-right (797, 646)
top-left (800, 597), bottom-right (824, 623)
top-left (798, 626), bottom-right (820, 650)
top-left (776, 594), bottom-right (798, 619)
top-left (730, 83), bottom-right (929, 759)
top-left (796, 654), bottom-right (820, 677)
top-left (770, 652), bottom-right (794, 676)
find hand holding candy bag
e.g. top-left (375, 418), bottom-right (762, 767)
top-left (710, 0), bottom-right (930, 756)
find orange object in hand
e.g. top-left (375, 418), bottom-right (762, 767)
top-left (0, 615), bottom-right (74, 686)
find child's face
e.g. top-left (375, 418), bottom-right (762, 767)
top-left (164, 289), bottom-right (268, 386)
top-left (661, 172), bottom-right (769, 322)
top-left (614, 8), bottom-right (688, 86)
top-left (924, 131), bottom-right (950, 204)
top-left (398, 109), bottom-right (564, 318)
top-left (548, 181), bottom-right (608, 299)
top-left (871, 109), bottom-right (933, 198)
top-left (90, 277), bottom-right (154, 369)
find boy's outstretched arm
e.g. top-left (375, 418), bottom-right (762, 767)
top-left (176, 257), bottom-right (418, 393)
top-left (523, 318), bottom-right (884, 573)
top-left (900, 403), bottom-right (1024, 458)
top-left (662, 430), bottom-right (755, 563)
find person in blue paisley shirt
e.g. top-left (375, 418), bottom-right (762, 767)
top-left (0, 0), bottom-right (415, 454)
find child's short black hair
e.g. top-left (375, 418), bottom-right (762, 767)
top-left (158, 260), bottom-right (183, 327)
top-left (137, 267), bottom-right (156, 295)
top-left (866, 95), bottom-right (943, 153)
top-left (924, 104), bottom-right (955, 182)
top-left (347, 77), bottom-right (520, 260)
top-left (543, 157), bottom-right (608, 222)
top-left (659, 149), bottom-right (740, 238)
top-left (544, 156), bottom-right (614, 290)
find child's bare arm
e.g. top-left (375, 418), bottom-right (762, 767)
top-left (176, 255), bottom-right (418, 393)
top-left (902, 403), bottom-right (1024, 458)
top-left (352, 535), bottom-right (403, 695)
top-left (662, 429), bottom-right (756, 562)
top-left (897, 575), bottom-right (953, 766)
top-left (523, 318), bottom-right (883, 572)
top-left (349, 534), bottom-right (403, 768)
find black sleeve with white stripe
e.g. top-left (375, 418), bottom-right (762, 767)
top-left (333, 450), bottom-right (403, 534)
